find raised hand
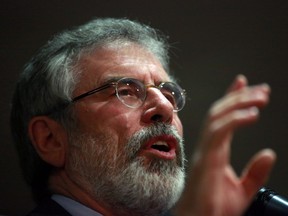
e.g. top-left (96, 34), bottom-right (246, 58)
top-left (175, 75), bottom-right (276, 216)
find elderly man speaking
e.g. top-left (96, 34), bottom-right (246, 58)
top-left (10, 18), bottom-right (275, 216)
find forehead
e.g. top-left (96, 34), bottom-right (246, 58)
top-left (76, 43), bottom-right (170, 88)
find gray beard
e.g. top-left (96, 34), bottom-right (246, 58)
top-left (67, 123), bottom-right (186, 216)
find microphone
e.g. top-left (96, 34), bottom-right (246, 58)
top-left (244, 187), bottom-right (288, 216)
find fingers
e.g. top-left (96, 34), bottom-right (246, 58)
top-left (197, 76), bottom-right (271, 163)
top-left (181, 76), bottom-right (275, 216)
top-left (226, 74), bottom-right (248, 93)
top-left (207, 107), bottom-right (259, 148)
top-left (205, 76), bottom-right (275, 198)
top-left (241, 149), bottom-right (277, 198)
top-left (209, 84), bottom-right (270, 122)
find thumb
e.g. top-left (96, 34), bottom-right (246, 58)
top-left (241, 149), bottom-right (276, 199)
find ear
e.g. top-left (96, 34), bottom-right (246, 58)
top-left (28, 116), bottom-right (68, 168)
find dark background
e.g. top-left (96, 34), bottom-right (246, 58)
top-left (1, 0), bottom-right (288, 215)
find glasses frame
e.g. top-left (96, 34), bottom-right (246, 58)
top-left (72, 77), bottom-right (186, 112)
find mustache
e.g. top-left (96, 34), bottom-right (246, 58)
top-left (124, 123), bottom-right (185, 166)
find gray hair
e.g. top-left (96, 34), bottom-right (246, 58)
top-left (10, 18), bottom-right (170, 202)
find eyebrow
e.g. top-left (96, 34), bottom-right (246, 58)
top-left (101, 75), bottom-right (174, 87)
top-left (102, 76), bottom-right (123, 84)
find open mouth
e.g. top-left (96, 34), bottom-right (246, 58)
top-left (140, 135), bottom-right (177, 160)
top-left (151, 141), bottom-right (171, 152)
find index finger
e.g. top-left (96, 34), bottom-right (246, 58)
top-left (227, 74), bottom-right (248, 93)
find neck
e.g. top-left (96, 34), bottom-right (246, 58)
top-left (48, 170), bottom-right (116, 216)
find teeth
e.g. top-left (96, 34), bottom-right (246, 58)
top-left (153, 141), bottom-right (168, 146)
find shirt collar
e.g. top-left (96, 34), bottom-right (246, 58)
top-left (52, 194), bottom-right (103, 216)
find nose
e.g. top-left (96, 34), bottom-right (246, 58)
top-left (141, 88), bottom-right (174, 124)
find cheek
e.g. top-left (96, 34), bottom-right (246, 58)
top-left (104, 111), bottom-right (141, 138)
top-left (78, 103), bottom-right (142, 144)
top-left (173, 115), bottom-right (183, 137)
top-left (99, 111), bottom-right (142, 160)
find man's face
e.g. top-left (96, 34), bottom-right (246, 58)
top-left (66, 42), bottom-right (185, 215)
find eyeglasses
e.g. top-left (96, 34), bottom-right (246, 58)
top-left (72, 77), bottom-right (186, 112)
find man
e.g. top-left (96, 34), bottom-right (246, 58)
top-left (10, 18), bottom-right (275, 215)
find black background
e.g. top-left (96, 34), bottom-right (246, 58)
top-left (1, 0), bottom-right (288, 215)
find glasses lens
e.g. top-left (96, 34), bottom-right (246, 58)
top-left (160, 82), bottom-right (185, 111)
top-left (116, 78), bottom-right (146, 108)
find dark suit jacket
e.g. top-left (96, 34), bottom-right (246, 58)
top-left (26, 198), bottom-right (174, 216)
top-left (26, 198), bottom-right (71, 216)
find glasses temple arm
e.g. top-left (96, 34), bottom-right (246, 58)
top-left (72, 83), bottom-right (114, 102)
